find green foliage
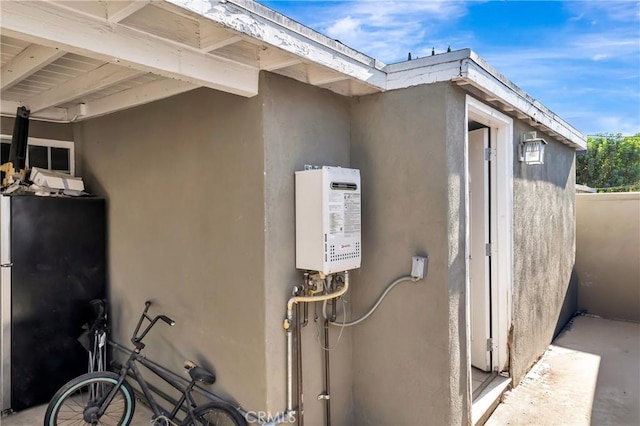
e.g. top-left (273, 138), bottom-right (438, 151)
top-left (576, 133), bottom-right (640, 192)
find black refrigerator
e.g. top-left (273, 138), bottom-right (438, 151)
top-left (0, 194), bottom-right (106, 413)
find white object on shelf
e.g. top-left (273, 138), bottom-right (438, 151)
top-left (29, 167), bottom-right (84, 191)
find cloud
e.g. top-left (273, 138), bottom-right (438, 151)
top-left (258, 0), bottom-right (639, 134)
top-left (326, 16), bottom-right (362, 40)
top-left (584, 115), bottom-right (640, 136)
top-left (564, 1), bottom-right (640, 23)
top-left (310, 0), bottom-right (470, 63)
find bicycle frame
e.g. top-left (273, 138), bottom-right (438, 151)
top-left (90, 302), bottom-right (279, 426)
top-left (98, 347), bottom-right (199, 424)
top-left (94, 301), bottom-right (196, 424)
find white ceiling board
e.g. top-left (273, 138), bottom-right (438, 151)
top-left (67, 77), bottom-right (199, 120)
top-left (2, 1), bottom-right (259, 97)
top-left (0, 44), bottom-right (66, 91)
top-left (58, 73), bottom-right (159, 107)
top-left (0, 35), bottom-right (30, 66)
top-left (24, 64), bottom-right (143, 113)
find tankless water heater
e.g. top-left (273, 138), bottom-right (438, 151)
top-left (295, 166), bottom-right (361, 274)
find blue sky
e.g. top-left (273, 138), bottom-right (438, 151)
top-left (257, 0), bottom-right (640, 136)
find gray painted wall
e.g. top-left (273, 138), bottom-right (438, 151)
top-left (0, 116), bottom-right (74, 141)
top-left (511, 121), bottom-right (576, 384)
top-left (260, 72), bottom-right (354, 425)
top-left (350, 83), bottom-right (469, 425)
top-left (8, 73), bottom-right (578, 423)
top-left (576, 193), bottom-right (640, 322)
top-left (74, 87), bottom-right (269, 411)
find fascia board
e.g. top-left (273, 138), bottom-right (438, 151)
top-left (227, 0), bottom-right (384, 69)
top-left (384, 49), bottom-right (472, 73)
top-left (166, 0), bottom-right (387, 90)
top-left (385, 49), bottom-right (586, 150)
top-left (462, 55), bottom-right (587, 150)
top-left (386, 57), bottom-right (464, 90)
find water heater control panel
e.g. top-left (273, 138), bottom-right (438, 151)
top-left (295, 166), bottom-right (361, 274)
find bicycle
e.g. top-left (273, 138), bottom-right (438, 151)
top-left (44, 301), bottom-right (247, 426)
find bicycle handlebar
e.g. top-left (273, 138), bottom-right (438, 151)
top-left (131, 301), bottom-right (176, 350)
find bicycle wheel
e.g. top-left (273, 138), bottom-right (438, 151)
top-left (44, 371), bottom-right (136, 426)
top-left (182, 402), bottom-right (247, 426)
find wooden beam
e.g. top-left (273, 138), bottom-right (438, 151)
top-left (350, 81), bottom-right (382, 96)
top-left (202, 35), bottom-right (243, 52)
top-left (107, 1), bottom-right (151, 23)
top-left (0, 44), bottom-right (66, 91)
top-left (319, 79), bottom-right (352, 97)
top-left (68, 77), bottom-right (198, 120)
top-left (1, 99), bottom-right (68, 121)
top-left (260, 48), bottom-right (303, 71)
top-left (199, 21), bottom-right (243, 52)
top-left (307, 66), bottom-right (349, 86)
top-left (24, 64), bottom-right (142, 113)
top-left (169, 0), bottom-right (387, 90)
top-left (214, 41), bottom-right (259, 67)
top-left (1, 1), bottom-right (259, 97)
top-left (273, 63), bottom-right (308, 84)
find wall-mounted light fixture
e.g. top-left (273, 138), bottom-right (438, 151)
top-left (518, 131), bottom-right (547, 165)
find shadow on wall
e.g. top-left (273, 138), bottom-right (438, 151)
top-left (514, 131), bottom-right (574, 190)
top-left (554, 266), bottom-right (579, 339)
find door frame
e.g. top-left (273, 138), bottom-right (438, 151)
top-left (464, 95), bottom-right (513, 375)
top-left (468, 127), bottom-right (491, 371)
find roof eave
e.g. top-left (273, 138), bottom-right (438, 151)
top-left (166, 0), bottom-right (387, 91)
top-left (385, 49), bottom-right (587, 151)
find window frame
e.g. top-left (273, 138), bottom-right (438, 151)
top-left (0, 135), bottom-right (75, 175)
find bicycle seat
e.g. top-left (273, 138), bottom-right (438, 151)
top-left (184, 361), bottom-right (216, 384)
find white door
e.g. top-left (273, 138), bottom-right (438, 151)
top-left (469, 128), bottom-right (491, 372)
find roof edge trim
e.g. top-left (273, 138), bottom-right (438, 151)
top-left (166, 0), bottom-right (386, 90)
top-left (386, 49), bottom-right (586, 150)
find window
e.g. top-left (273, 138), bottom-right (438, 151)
top-left (0, 135), bottom-right (74, 175)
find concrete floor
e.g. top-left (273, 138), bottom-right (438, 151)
top-left (3, 315), bottom-right (638, 426)
top-left (486, 315), bottom-right (640, 426)
top-left (1, 398), bottom-right (154, 425)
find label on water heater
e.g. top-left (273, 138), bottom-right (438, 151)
top-left (344, 193), bottom-right (361, 236)
top-left (328, 192), bottom-right (361, 236)
top-left (328, 191), bottom-right (344, 235)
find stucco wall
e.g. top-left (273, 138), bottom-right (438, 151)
top-left (576, 193), bottom-right (640, 322)
top-left (73, 88), bottom-right (268, 411)
top-left (511, 121), bottom-right (576, 384)
top-left (7, 72), bottom-right (580, 422)
top-left (350, 83), bottom-right (468, 425)
top-left (1, 116), bottom-right (74, 141)
top-left (260, 72), bottom-right (354, 425)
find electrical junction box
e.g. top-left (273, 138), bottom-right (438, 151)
top-left (295, 166), bottom-right (361, 274)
